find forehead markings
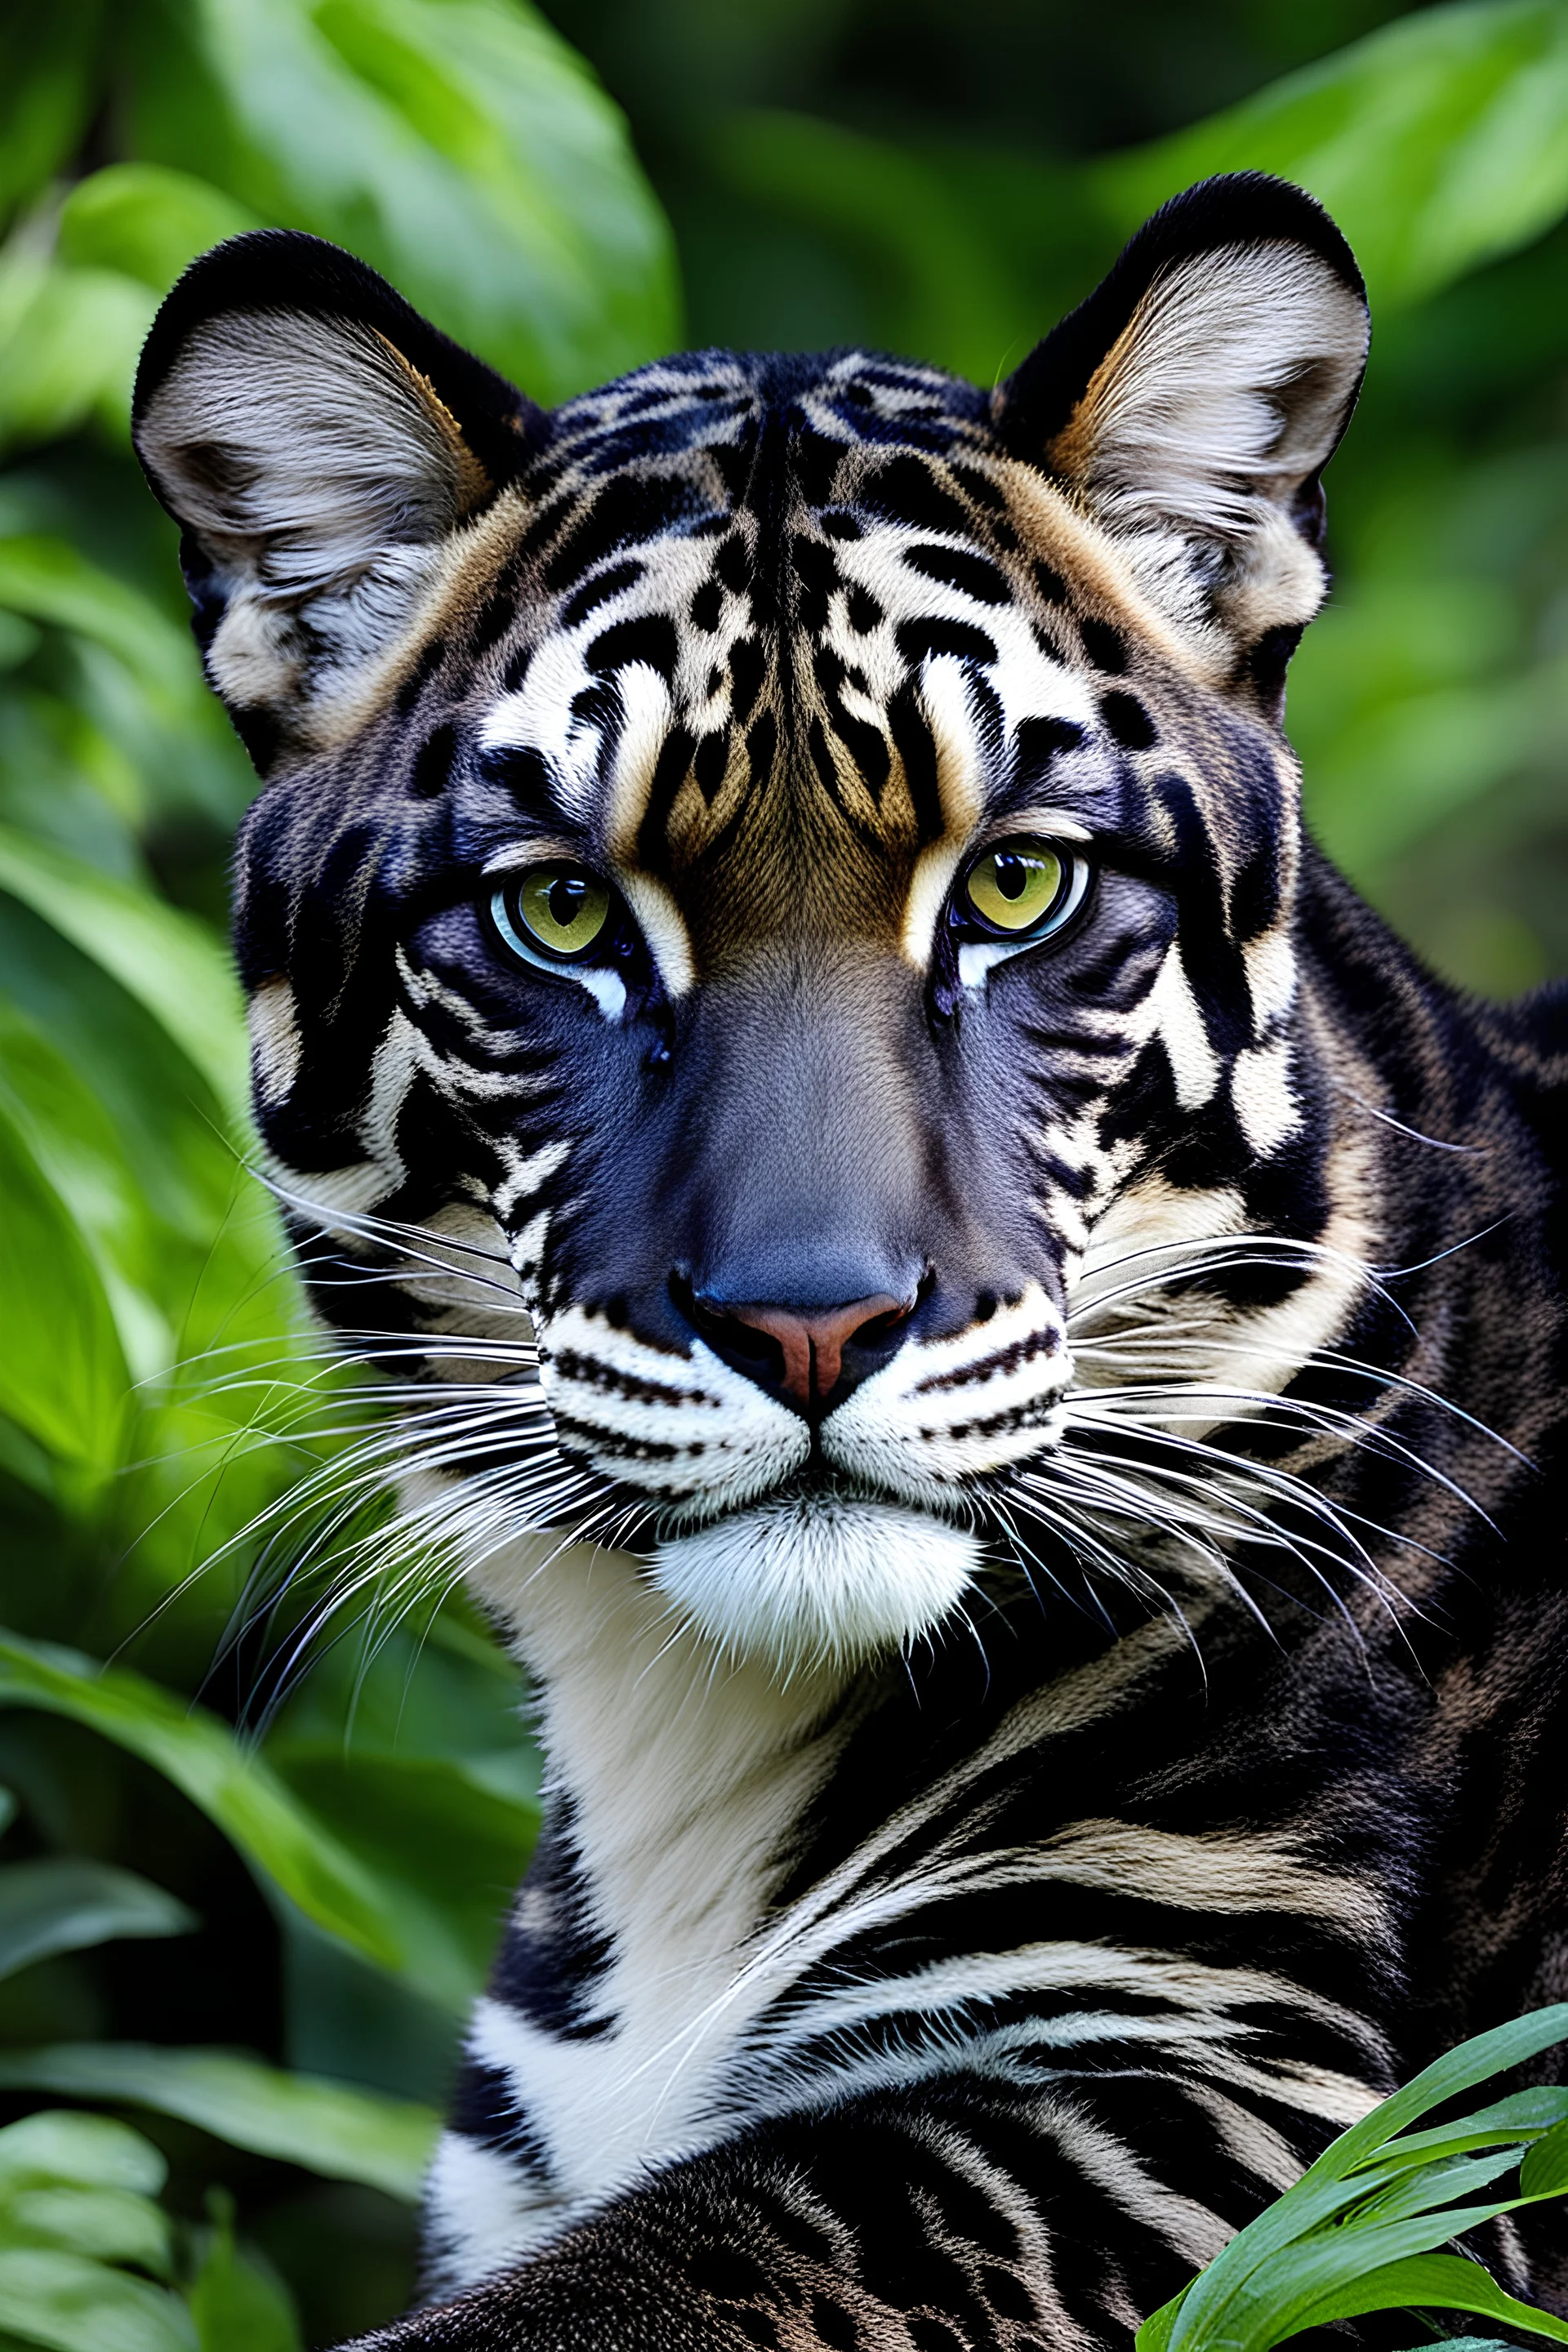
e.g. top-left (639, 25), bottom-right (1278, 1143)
top-left (477, 522), bottom-right (733, 826)
top-left (479, 632), bottom-right (604, 816)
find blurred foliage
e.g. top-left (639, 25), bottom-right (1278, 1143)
top-left (2, 1), bottom-right (1568, 2342)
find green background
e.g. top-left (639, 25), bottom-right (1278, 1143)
top-left (2, 2), bottom-right (1568, 2342)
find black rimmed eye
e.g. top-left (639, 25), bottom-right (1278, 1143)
top-left (959, 839), bottom-right (1088, 942)
top-left (490, 866), bottom-right (614, 965)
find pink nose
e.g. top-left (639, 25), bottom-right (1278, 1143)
top-left (719, 1294), bottom-right (912, 1408)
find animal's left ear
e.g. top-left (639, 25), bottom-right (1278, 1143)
top-left (994, 172), bottom-right (1368, 712)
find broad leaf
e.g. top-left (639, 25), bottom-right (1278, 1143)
top-left (0, 2046), bottom-right (437, 2204)
top-left (0, 253), bottom-right (155, 457)
top-left (0, 996), bottom-right (183, 1383)
top-left (58, 167), bottom-right (261, 295)
top-left (0, 827), bottom-right (247, 1118)
top-left (1099, 0), bottom-right (1568, 310)
top-left (713, 111), bottom-right (1023, 386)
top-left (268, 1745), bottom-right (539, 2013)
top-left (185, 2197), bottom-right (301, 2352)
top-left (0, 2182), bottom-right (172, 2279)
top-left (714, 1), bottom-right (1568, 395)
top-left (0, 1096), bottom-right (128, 1476)
top-left (0, 1636), bottom-right (403, 1973)
top-left (0, 1859), bottom-right (194, 1983)
top-left (130, 0), bottom-right (680, 401)
top-left (0, 538), bottom-right (197, 706)
top-left (0, 2247), bottom-right (196, 2352)
top-left (0, 6), bottom-right (109, 229)
top-left (1521, 2119), bottom-right (1568, 2198)
top-left (0, 2114), bottom-right (165, 2198)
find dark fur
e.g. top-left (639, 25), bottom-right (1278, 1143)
top-left (131, 176), bottom-right (1568, 2350)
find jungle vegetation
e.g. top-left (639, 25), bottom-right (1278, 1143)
top-left (2, 2), bottom-right (1568, 2342)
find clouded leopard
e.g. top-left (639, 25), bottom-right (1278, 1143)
top-left (131, 173), bottom-right (1568, 2350)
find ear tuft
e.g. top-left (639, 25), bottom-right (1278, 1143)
top-left (994, 174), bottom-right (1369, 697)
top-left (132, 232), bottom-right (549, 757)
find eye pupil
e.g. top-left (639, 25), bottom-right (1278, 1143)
top-left (960, 838), bottom-right (1082, 942)
top-left (493, 865), bottom-right (614, 965)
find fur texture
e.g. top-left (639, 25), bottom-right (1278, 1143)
top-left (131, 174), bottom-right (1568, 2350)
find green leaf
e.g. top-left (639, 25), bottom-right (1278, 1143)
top-left (0, 2184), bottom-right (172, 2280)
top-left (0, 1859), bottom-right (195, 1983)
top-left (0, 1094), bottom-right (128, 1475)
top-left (0, 2047), bottom-right (437, 2204)
top-left (1292, 2250), bottom-right (1568, 2345)
top-left (1144, 2014), bottom-right (1568, 2352)
top-left (1348, 2145), bottom-right (1528, 2228)
top-left (0, 1636), bottom-right (403, 1974)
top-left (57, 167), bottom-right (260, 296)
top-left (0, 252), bottom-right (156, 457)
top-left (1303, 2005), bottom-right (1568, 2186)
top-left (131, 0), bottom-right (681, 401)
top-left (710, 2), bottom-right (1568, 396)
top-left (1134, 2284), bottom-right (1188, 2352)
top-left (0, 537), bottom-right (198, 704)
top-left (0, 2114), bottom-right (165, 2198)
top-left (268, 1745), bottom-right (539, 2012)
top-left (1330, 2088), bottom-right (1568, 2172)
top-left (0, 996), bottom-right (179, 1383)
top-left (0, 828), bottom-right (247, 1119)
top-left (1098, 0), bottom-right (1568, 310)
top-left (185, 2194), bottom-right (301, 2352)
top-left (0, 2248), bottom-right (195, 2352)
top-left (1177, 2202), bottom-right (1562, 2352)
top-left (1140, 2010), bottom-right (1568, 2352)
top-left (1521, 2118), bottom-right (1568, 2198)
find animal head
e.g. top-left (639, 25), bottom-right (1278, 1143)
top-left (133, 174), bottom-right (1370, 1677)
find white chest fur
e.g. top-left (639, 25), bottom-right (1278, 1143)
top-left (425, 1530), bottom-right (853, 2287)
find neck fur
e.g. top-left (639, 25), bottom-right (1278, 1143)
top-left (459, 1529), bottom-right (854, 2212)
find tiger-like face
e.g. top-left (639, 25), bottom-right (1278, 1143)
top-left (133, 176), bottom-right (1371, 1675)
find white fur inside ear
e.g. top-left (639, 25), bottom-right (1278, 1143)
top-left (139, 310), bottom-right (480, 599)
top-left (1068, 244), bottom-right (1367, 540)
top-left (136, 309), bottom-right (491, 726)
top-left (650, 1496), bottom-right (979, 1676)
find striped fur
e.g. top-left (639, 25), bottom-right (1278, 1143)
top-left (131, 176), bottom-right (1568, 2348)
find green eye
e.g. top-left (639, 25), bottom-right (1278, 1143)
top-left (963, 841), bottom-right (1072, 937)
top-left (492, 866), bottom-right (612, 964)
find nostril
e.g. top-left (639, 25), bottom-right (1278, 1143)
top-left (849, 1298), bottom-right (913, 1350)
top-left (670, 1273), bottom-right (782, 1376)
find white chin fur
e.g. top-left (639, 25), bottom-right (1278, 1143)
top-left (648, 1495), bottom-right (980, 1675)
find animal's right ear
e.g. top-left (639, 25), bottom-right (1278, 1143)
top-left (132, 231), bottom-right (546, 767)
